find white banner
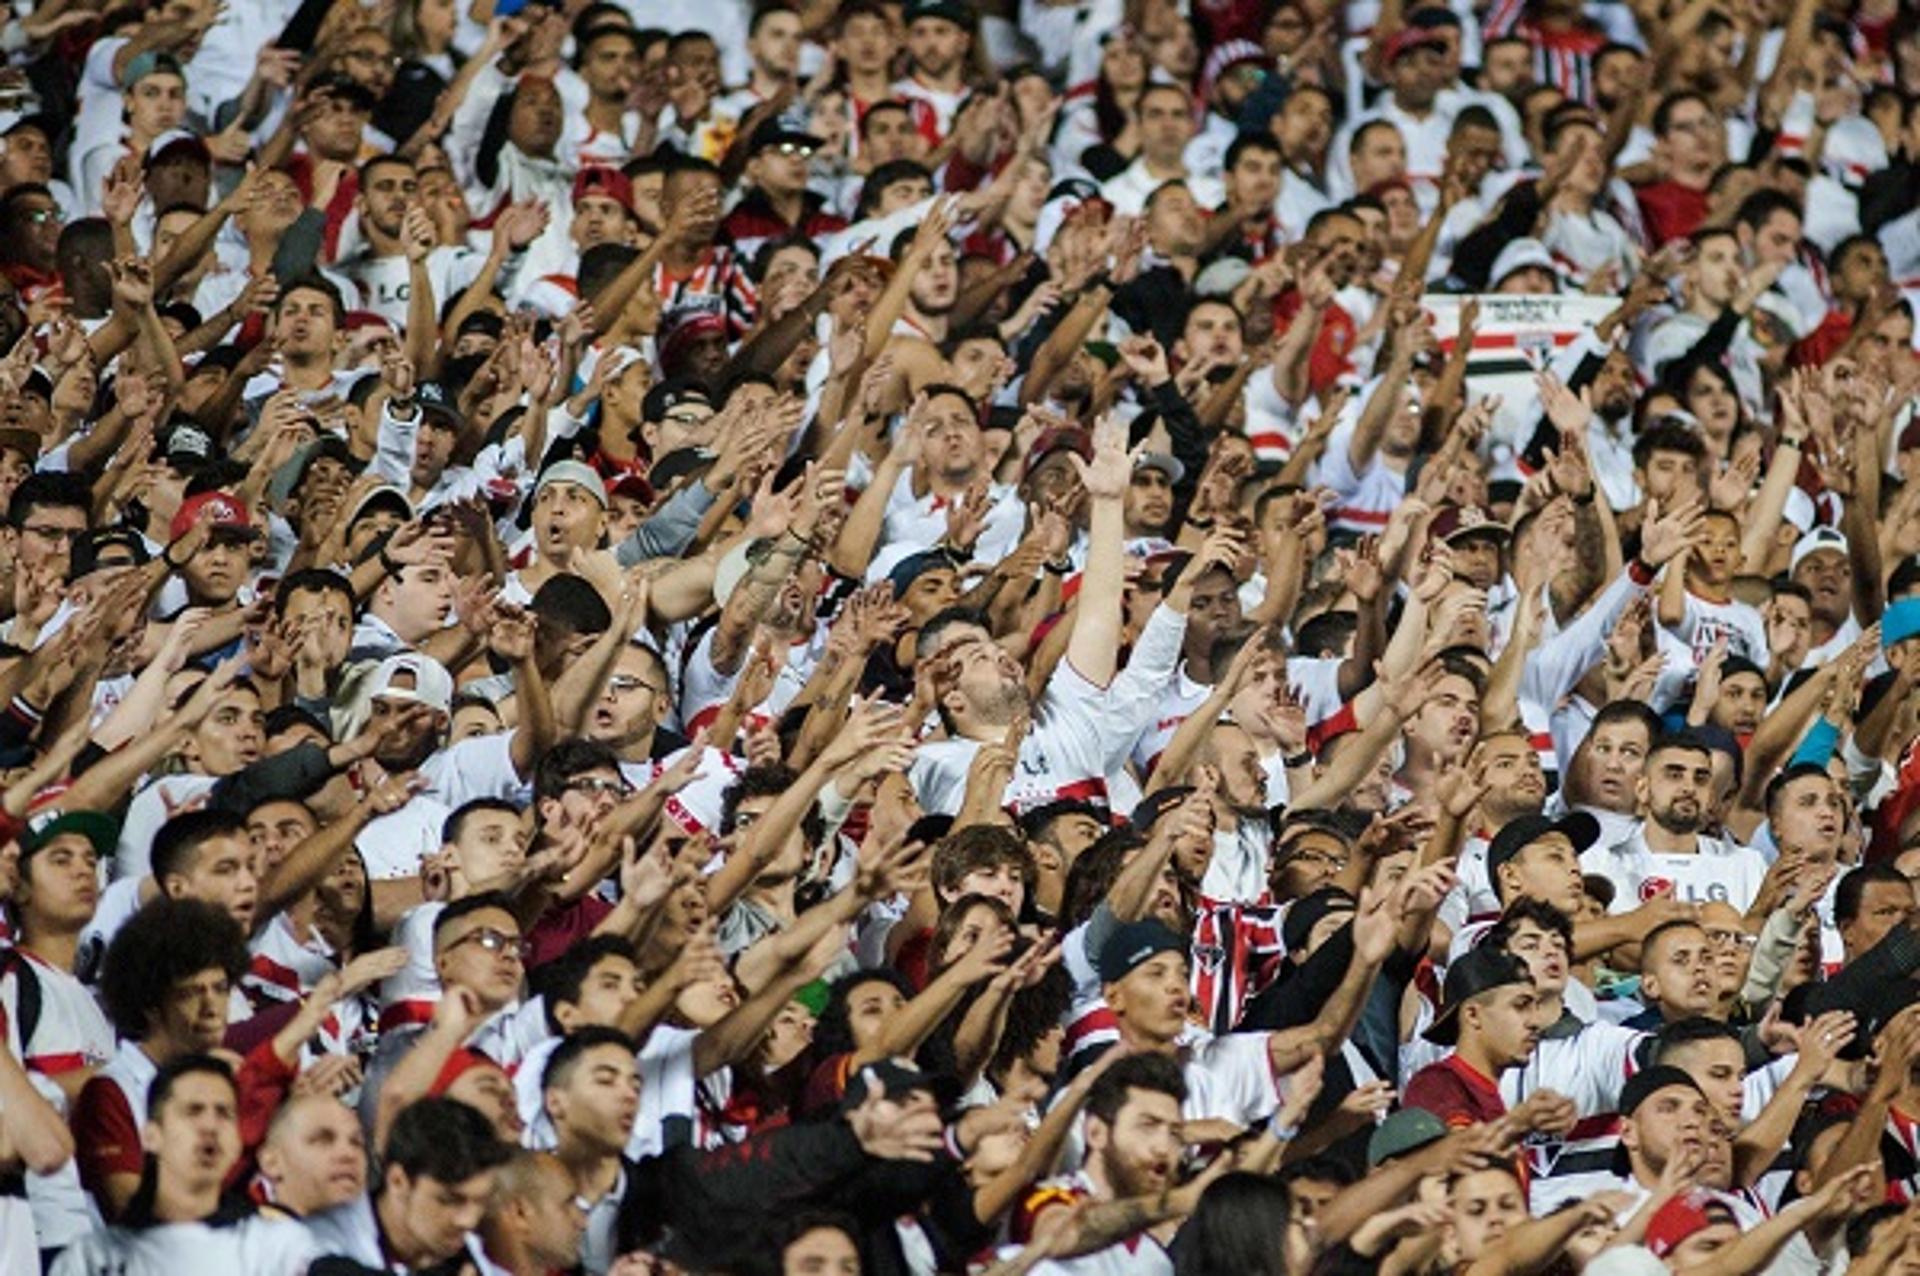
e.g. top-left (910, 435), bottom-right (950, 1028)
top-left (1420, 294), bottom-right (1615, 457)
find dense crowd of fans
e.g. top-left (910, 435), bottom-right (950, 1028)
top-left (0, 0), bottom-right (1916, 1271)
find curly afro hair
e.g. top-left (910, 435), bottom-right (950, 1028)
top-left (99, 896), bottom-right (249, 1041)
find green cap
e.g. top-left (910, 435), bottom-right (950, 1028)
top-left (21, 810), bottom-right (119, 862)
top-left (120, 51), bottom-right (186, 91)
top-left (1367, 1108), bottom-right (1447, 1167)
top-left (791, 979), bottom-right (831, 1017)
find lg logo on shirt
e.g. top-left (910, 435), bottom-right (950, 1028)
top-left (1639, 877), bottom-right (1732, 904)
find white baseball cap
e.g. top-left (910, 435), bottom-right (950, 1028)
top-left (366, 652), bottom-right (455, 714)
top-left (1490, 237), bottom-right (1559, 290)
top-left (1789, 525), bottom-right (1848, 575)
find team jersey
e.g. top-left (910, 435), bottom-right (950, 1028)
top-left (414, 731), bottom-right (531, 810)
top-left (1189, 896), bottom-right (1289, 1033)
top-left (304, 1191), bottom-right (492, 1273)
top-left (324, 246), bottom-right (489, 327)
top-left (356, 796), bottom-right (452, 883)
top-left (6, 953), bottom-right (112, 1250)
top-left (1130, 665), bottom-right (1213, 778)
top-left (1057, 1028), bottom-right (1289, 1172)
top-left (909, 605), bottom-right (1186, 816)
top-left (676, 626), bottom-right (819, 739)
top-left (1879, 1105), bottom-right (1920, 1203)
top-left (1010, 1171), bottom-right (1174, 1276)
top-left (1404, 1053), bottom-right (1510, 1128)
top-left (651, 247), bottom-right (758, 340)
top-left (1439, 835), bottom-right (1500, 934)
top-left (50, 1207), bottom-right (318, 1276)
top-left (376, 903), bottom-right (446, 1031)
top-left (875, 467), bottom-right (1026, 571)
top-left (1581, 828), bottom-right (1772, 914)
top-left (1, 948), bottom-right (113, 1079)
top-left (1501, 1015), bottom-right (1645, 1212)
top-left (115, 774), bottom-right (219, 879)
top-left (1311, 415), bottom-right (1409, 538)
top-left (610, 742), bottom-right (742, 838)
top-left (71, 1039), bottom-right (158, 1207)
top-left (245, 916), bottom-right (371, 1063)
top-left (891, 76), bottom-right (969, 147)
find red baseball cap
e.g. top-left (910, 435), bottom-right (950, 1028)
top-left (1645, 1190), bottom-right (1737, 1259)
top-left (572, 166), bottom-right (634, 212)
top-left (1023, 427), bottom-right (1092, 481)
top-left (169, 489), bottom-right (257, 541)
top-left (1383, 27), bottom-right (1447, 62)
top-left (608, 472), bottom-right (657, 505)
top-left (1429, 503), bottom-right (1509, 545)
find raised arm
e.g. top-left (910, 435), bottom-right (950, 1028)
top-left (1062, 414), bottom-right (1131, 686)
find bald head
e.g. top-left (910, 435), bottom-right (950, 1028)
top-left (258, 1094), bottom-right (367, 1215)
top-left (490, 1150), bottom-right (586, 1270)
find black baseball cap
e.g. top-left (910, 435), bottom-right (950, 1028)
top-left (647, 447), bottom-right (715, 489)
top-left (1097, 921), bottom-right (1187, 985)
top-left (1129, 786), bottom-right (1195, 835)
top-left (1423, 946), bottom-right (1533, 1044)
top-left (161, 420), bottom-right (215, 469)
top-left (1619, 1064), bottom-right (1705, 1118)
top-left (416, 381), bottom-right (464, 431)
top-left (311, 73), bottom-right (377, 113)
top-left (1280, 886), bottom-right (1357, 955)
top-left (68, 528), bottom-right (151, 582)
top-left (642, 378), bottom-right (712, 423)
top-left (748, 119), bottom-right (823, 154)
top-left (840, 1058), bottom-right (959, 1109)
top-left (905, 0), bottom-right (973, 26)
top-left (1485, 812), bottom-right (1601, 891)
top-left (1612, 1065), bottom-right (1707, 1173)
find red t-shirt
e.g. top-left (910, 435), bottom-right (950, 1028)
top-left (1403, 1053), bottom-right (1509, 1128)
top-left (1790, 309), bottom-right (1851, 368)
top-left (1634, 180), bottom-right (1711, 248)
top-left (1273, 289), bottom-right (1357, 397)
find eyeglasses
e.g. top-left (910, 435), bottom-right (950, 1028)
top-left (607, 674), bottom-right (664, 696)
top-left (1704, 929), bottom-right (1757, 950)
top-left (772, 142), bottom-right (815, 158)
top-left (18, 208), bottom-right (55, 225)
top-left (1281, 844), bottom-right (1347, 869)
top-left (565, 776), bottom-right (633, 798)
top-left (662, 410), bottom-right (712, 426)
top-left (447, 926), bottom-right (527, 962)
top-left (20, 523), bottom-right (84, 544)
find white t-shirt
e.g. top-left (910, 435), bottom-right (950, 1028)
top-left (416, 732), bottom-right (529, 809)
top-left (115, 774), bottom-right (220, 880)
top-left (1312, 412), bottom-right (1408, 538)
top-left (1667, 590), bottom-right (1771, 668)
top-left (357, 796), bottom-right (453, 882)
top-left (1582, 826), bottom-right (1772, 913)
top-left (324, 246), bottom-right (491, 327)
top-left (909, 605), bottom-right (1186, 815)
top-left (51, 1211), bottom-right (319, 1276)
top-left (1129, 664), bottom-right (1211, 778)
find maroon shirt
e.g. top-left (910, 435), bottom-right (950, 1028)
top-left (1403, 1053), bottom-right (1509, 1129)
top-left (526, 895), bottom-right (612, 970)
